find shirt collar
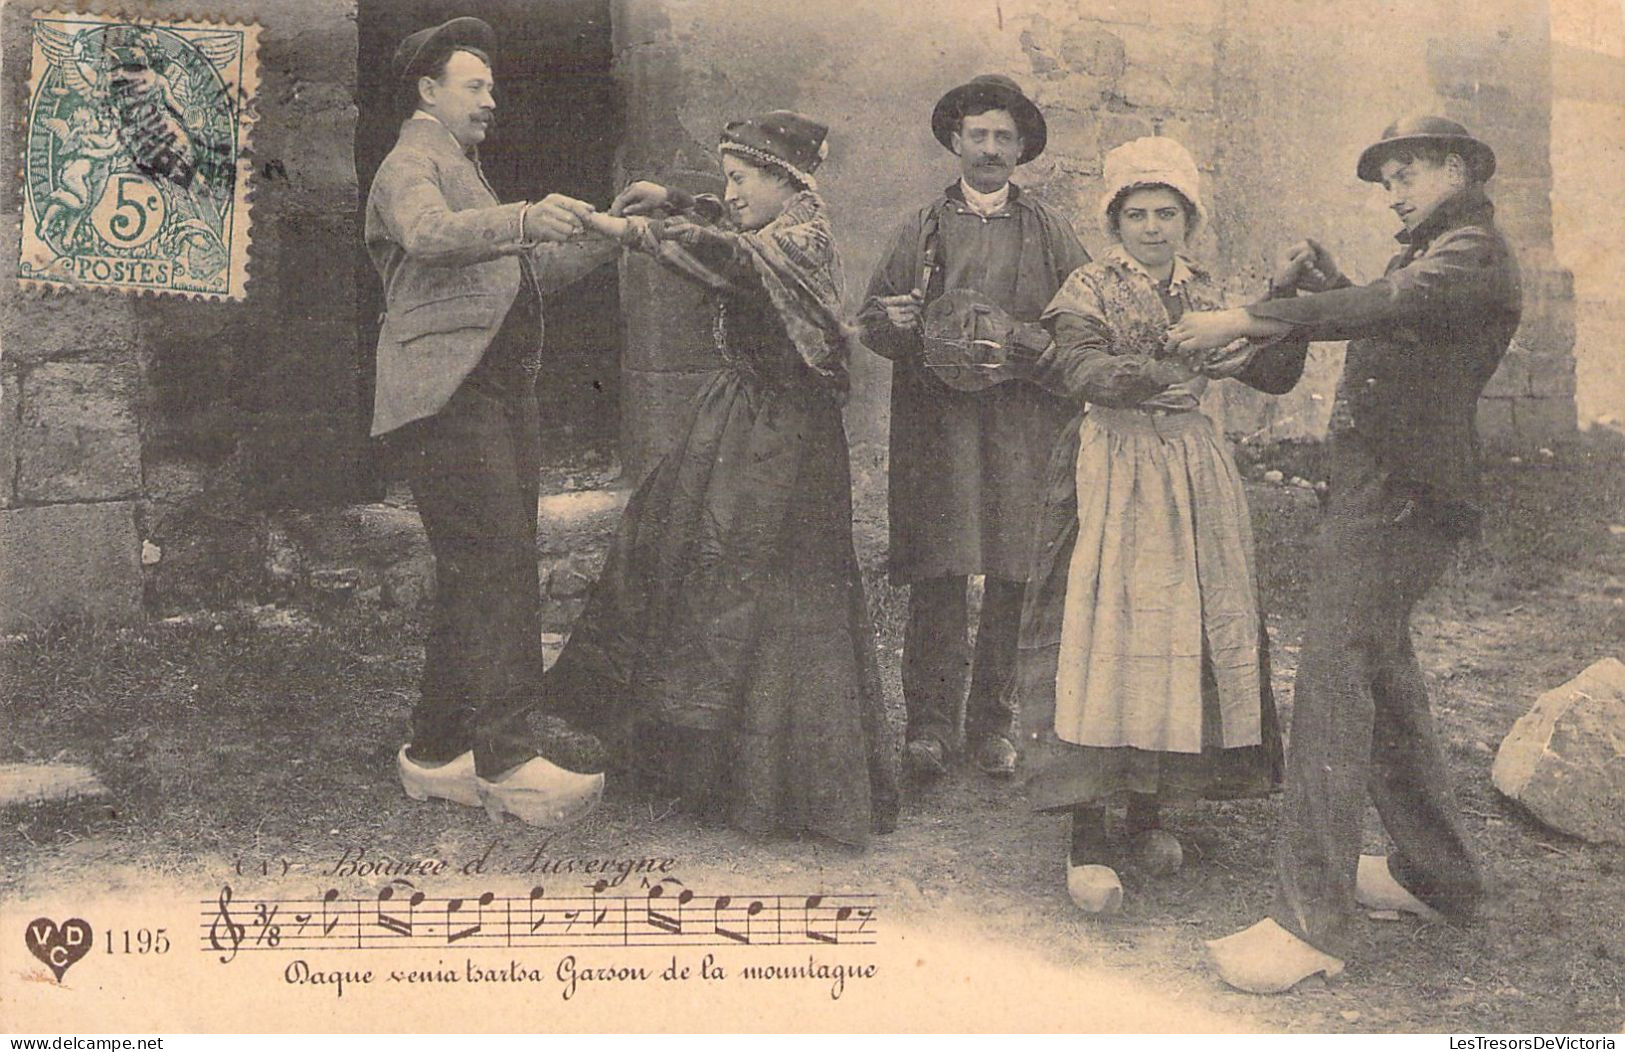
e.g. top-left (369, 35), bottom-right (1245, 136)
top-left (944, 180), bottom-right (1022, 215)
top-left (1396, 186), bottom-right (1495, 246)
top-left (957, 178), bottom-right (1011, 217)
top-left (410, 110), bottom-right (471, 155)
top-left (1106, 243), bottom-right (1195, 290)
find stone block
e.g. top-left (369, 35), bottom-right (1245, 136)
top-left (1492, 658), bottom-right (1625, 845)
top-left (16, 361), bottom-right (142, 503)
top-left (1059, 25), bottom-right (1127, 79)
top-left (1116, 26), bottom-right (1214, 111)
top-left (1528, 354), bottom-right (1578, 398)
top-left (0, 502), bottom-right (142, 632)
top-left (0, 369), bottom-right (18, 510)
top-left (1041, 106), bottom-right (1101, 168)
top-left (0, 291), bottom-right (139, 364)
top-left (1513, 394), bottom-right (1578, 440)
top-left (1476, 396), bottom-right (1517, 441)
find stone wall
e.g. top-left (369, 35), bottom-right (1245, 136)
top-left (1550, 0), bottom-right (1625, 430)
top-left (0, 0), bottom-right (362, 632)
top-left (611, 0), bottom-right (1579, 470)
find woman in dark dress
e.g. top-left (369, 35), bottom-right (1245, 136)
top-left (548, 112), bottom-right (899, 847)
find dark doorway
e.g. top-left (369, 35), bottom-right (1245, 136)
top-left (355, 0), bottom-right (623, 478)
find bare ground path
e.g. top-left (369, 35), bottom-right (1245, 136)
top-left (4, 433), bottom-right (1624, 1031)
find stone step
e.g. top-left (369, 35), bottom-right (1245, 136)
top-left (0, 763), bottom-right (108, 808)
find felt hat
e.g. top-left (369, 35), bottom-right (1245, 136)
top-left (931, 74), bottom-right (1046, 164)
top-left (1098, 136), bottom-right (1207, 237)
top-left (1356, 115), bottom-right (1496, 183)
top-left (392, 17), bottom-right (496, 81)
top-left (719, 110), bottom-right (829, 190)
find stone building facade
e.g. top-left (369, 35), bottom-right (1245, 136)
top-left (1, 0), bottom-right (1616, 631)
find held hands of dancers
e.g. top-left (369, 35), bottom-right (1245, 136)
top-left (1273, 237), bottom-right (1344, 293)
top-left (521, 193), bottom-right (598, 243)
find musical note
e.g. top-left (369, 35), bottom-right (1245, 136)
top-left (208, 884), bottom-right (246, 964)
top-left (376, 880), bottom-right (424, 938)
top-left (445, 891), bottom-right (494, 944)
top-left (562, 879), bottom-right (609, 933)
top-left (527, 885), bottom-right (547, 935)
top-left (713, 896), bottom-right (765, 945)
top-left (201, 887), bottom-right (878, 956)
top-left (320, 888), bottom-right (343, 937)
top-left (804, 894), bottom-right (837, 945)
top-left (646, 879), bottom-right (693, 936)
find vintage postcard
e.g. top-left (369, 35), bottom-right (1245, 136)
top-left (2, 0), bottom-right (1623, 1037)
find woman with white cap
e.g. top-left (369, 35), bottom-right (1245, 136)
top-left (1006, 137), bottom-right (1308, 911)
top-left (544, 112), bottom-right (900, 848)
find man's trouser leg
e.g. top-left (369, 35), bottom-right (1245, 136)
top-left (402, 379), bottom-right (542, 779)
top-left (1272, 466), bottom-right (1473, 958)
top-left (966, 576), bottom-right (1022, 743)
top-left (903, 575), bottom-right (969, 750)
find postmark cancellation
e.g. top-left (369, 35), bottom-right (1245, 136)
top-left (18, 10), bottom-right (260, 300)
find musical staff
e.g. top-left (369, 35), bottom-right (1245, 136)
top-left (198, 883), bottom-right (879, 959)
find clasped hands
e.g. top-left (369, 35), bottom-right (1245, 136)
top-left (1165, 238), bottom-right (1340, 374)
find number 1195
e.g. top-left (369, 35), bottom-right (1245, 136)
top-left (105, 928), bottom-right (170, 954)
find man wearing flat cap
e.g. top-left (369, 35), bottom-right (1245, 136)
top-left (367, 17), bottom-right (621, 827)
top-left (1166, 116), bottom-right (1522, 991)
top-left (859, 75), bottom-right (1089, 782)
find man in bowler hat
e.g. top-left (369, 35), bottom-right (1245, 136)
top-left (1166, 116), bottom-right (1522, 990)
top-left (367, 17), bottom-right (620, 827)
top-left (859, 75), bottom-right (1089, 781)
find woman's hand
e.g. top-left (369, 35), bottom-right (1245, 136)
top-left (610, 180), bottom-right (670, 217)
top-left (1166, 308), bottom-right (1254, 354)
top-left (1199, 341), bottom-right (1256, 380)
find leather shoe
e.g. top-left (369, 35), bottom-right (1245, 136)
top-left (478, 755), bottom-right (605, 828)
top-left (972, 735), bottom-right (1017, 778)
top-left (904, 737), bottom-right (948, 780)
top-left (397, 746), bottom-right (479, 807)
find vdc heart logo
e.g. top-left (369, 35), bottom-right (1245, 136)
top-left (25, 918), bottom-right (93, 982)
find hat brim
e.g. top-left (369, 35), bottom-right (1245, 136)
top-left (931, 82), bottom-right (1047, 164)
top-left (1357, 133), bottom-right (1496, 183)
top-left (395, 17), bottom-right (497, 81)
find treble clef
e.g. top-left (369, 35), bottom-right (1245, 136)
top-left (209, 883), bottom-right (246, 964)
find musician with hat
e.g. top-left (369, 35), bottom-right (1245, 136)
top-left (858, 75), bottom-right (1089, 781)
top-left (1167, 116), bottom-right (1523, 992)
top-left (366, 17), bottom-right (620, 828)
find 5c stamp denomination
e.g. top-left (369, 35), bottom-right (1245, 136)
top-left (18, 10), bottom-right (260, 299)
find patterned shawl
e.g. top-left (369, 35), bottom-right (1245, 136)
top-left (648, 190), bottom-right (862, 396)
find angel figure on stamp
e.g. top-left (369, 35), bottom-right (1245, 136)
top-left (37, 105), bottom-right (125, 249)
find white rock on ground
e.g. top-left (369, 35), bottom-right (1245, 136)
top-left (1492, 657), bottom-right (1625, 845)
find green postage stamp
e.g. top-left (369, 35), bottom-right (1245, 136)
top-left (18, 11), bottom-right (260, 299)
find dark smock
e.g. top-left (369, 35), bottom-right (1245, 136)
top-left (547, 198), bottom-right (900, 847)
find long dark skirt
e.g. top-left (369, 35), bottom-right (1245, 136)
top-left (546, 368), bottom-right (899, 846)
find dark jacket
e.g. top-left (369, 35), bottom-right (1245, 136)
top-left (857, 182), bottom-right (1090, 582)
top-left (1248, 187), bottom-right (1522, 510)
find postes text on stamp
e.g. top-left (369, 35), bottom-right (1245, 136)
top-left (19, 11), bottom-right (260, 300)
